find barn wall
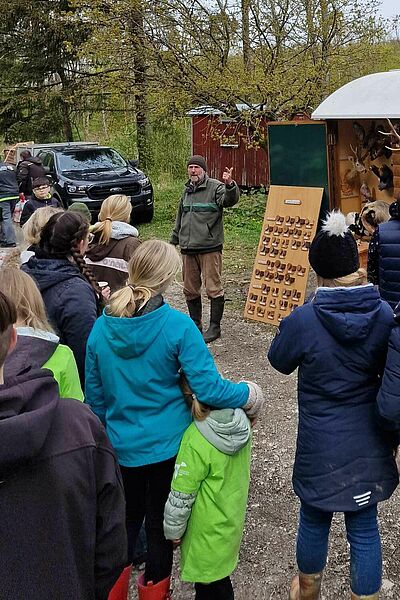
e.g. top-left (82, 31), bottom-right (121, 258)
top-left (191, 115), bottom-right (269, 188)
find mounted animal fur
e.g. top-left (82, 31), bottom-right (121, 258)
top-left (346, 201), bottom-right (390, 239)
top-left (370, 164), bottom-right (394, 191)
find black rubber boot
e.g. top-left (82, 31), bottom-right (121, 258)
top-left (203, 296), bottom-right (224, 343)
top-left (186, 297), bottom-right (203, 331)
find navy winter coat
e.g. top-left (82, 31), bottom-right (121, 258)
top-left (377, 308), bottom-right (400, 427)
top-left (22, 257), bottom-right (98, 384)
top-left (268, 285), bottom-right (398, 512)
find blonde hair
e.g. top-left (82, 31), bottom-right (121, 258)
top-left (22, 206), bottom-right (64, 245)
top-left (107, 240), bottom-right (181, 318)
top-left (192, 398), bottom-right (211, 420)
top-left (180, 371), bottom-right (210, 420)
top-left (0, 267), bottom-right (53, 332)
top-left (317, 268), bottom-right (367, 288)
top-left (91, 194), bottom-right (132, 245)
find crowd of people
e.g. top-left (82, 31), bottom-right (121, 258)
top-left (0, 153), bottom-right (400, 600)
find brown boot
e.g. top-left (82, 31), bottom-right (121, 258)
top-left (351, 592), bottom-right (379, 599)
top-left (289, 571), bottom-right (323, 599)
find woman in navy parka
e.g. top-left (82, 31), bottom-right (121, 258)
top-left (268, 211), bottom-right (398, 600)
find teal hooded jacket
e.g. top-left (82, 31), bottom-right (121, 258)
top-left (85, 303), bottom-right (249, 467)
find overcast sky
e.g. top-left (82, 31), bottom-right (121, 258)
top-left (379, 0), bottom-right (399, 18)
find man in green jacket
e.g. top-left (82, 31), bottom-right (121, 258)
top-left (170, 155), bottom-right (240, 342)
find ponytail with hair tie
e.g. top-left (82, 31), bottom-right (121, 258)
top-left (91, 194), bottom-right (131, 246)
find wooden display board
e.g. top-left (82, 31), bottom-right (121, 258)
top-left (244, 185), bottom-right (323, 326)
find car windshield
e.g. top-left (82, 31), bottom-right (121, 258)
top-left (58, 149), bottom-right (127, 173)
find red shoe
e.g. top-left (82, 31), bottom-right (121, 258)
top-left (137, 573), bottom-right (172, 600)
top-left (108, 565), bottom-right (132, 600)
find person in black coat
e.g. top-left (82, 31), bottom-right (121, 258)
top-left (377, 303), bottom-right (400, 428)
top-left (367, 197), bottom-right (400, 309)
top-left (0, 289), bottom-right (127, 599)
top-left (268, 211), bottom-right (398, 600)
top-left (16, 150), bottom-right (46, 195)
top-left (20, 176), bottom-right (61, 227)
top-left (22, 211), bottom-right (106, 384)
top-left (0, 160), bottom-right (19, 247)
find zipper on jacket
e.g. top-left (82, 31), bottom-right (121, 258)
top-left (188, 193), bottom-right (193, 250)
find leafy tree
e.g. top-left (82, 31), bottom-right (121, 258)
top-left (0, 0), bottom-right (91, 142)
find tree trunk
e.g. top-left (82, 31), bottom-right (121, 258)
top-left (242, 0), bottom-right (251, 71)
top-left (127, 2), bottom-right (151, 170)
top-left (62, 100), bottom-right (74, 141)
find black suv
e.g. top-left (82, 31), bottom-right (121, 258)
top-left (37, 144), bottom-right (154, 223)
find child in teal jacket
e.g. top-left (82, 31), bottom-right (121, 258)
top-left (164, 386), bottom-right (263, 599)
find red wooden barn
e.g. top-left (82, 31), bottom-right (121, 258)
top-left (187, 105), bottom-right (269, 189)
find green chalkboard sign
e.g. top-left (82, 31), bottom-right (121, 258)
top-left (268, 123), bottom-right (329, 217)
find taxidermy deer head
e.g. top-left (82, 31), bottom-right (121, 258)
top-left (349, 144), bottom-right (369, 173)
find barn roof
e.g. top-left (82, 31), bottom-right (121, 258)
top-left (187, 103), bottom-right (263, 116)
top-left (312, 71), bottom-right (400, 120)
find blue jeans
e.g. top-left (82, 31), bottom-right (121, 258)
top-left (296, 502), bottom-right (381, 595)
top-left (0, 201), bottom-right (16, 244)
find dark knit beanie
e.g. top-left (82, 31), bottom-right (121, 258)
top-left (32, 177), bottom-right (50, 189)
top-left (68, 202), bottom-right (92, 224)
top-left (187, 155), bottom-right (207, 172)
top-left (309, 210), bottom-right (359, 279)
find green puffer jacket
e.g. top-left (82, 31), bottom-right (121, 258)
top-left (163, 408), bottom-right (251, 583)
top-left (170, 176), bottom-right (240, 253)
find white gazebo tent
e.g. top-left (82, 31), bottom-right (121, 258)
top-left (310, 71), bottom-right (400, 214)
top-left (312, 71), bottom-right (400, 120)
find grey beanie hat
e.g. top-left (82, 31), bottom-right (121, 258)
top-left (187, 155), bottom-right (207, 172)
top-left (68, 202), bottom-right (92, 224)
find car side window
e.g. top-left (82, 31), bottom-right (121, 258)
top-left (39, 152), bottom-right (55, 171)
top-left (46, 153), bottom-right (55, 172)
top-left (38, 152), bottom-right (48, 166)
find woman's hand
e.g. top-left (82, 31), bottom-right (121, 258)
top-left (100, 285), bottom-right (111, 301)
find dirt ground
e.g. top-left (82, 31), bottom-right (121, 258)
top-left (128, 277), bottom-right (400, 599)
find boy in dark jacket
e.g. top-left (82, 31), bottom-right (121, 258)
top-left (20, 176), bottom-right (61, 226)
top-left (0, 289), bottom-right (127, 600)
top-left (268, 211), bottom-right (398, 600)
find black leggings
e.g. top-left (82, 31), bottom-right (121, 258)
top-left (120, 457), bottom-right (175, 584)
top-left (195, 576), bottom-right (234, 599)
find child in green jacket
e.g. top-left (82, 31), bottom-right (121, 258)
top-left (0, 265), bottom-right (83, 401)
top-left (164, 384), bottom-right (262, 599)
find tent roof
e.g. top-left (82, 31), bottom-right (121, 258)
top-left (312, 71), bottom-right (400, 120)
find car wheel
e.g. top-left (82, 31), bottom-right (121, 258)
top-left (132, 206), bottom-right (154, 224)
top-left (141, 206), bottom-right (154, 223)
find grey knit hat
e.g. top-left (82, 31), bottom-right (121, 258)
top-left (187, 155), bottom-right (207, 172)
top-left (68, 202), bottom-right (92, 224)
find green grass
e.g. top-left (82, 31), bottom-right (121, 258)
top-left (140, 181), bottom-right (266, 280)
